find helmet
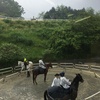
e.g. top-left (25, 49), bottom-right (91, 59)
top-left (55, 73), bottom-right (59, 76)
top-left (60, 72), bottom-right (65, 77)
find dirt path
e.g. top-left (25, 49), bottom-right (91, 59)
top-left (0, 67), bottom-right (100, 100)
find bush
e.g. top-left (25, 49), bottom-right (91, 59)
top-left (0, 43), bottom-right (25, 68)
top-left (10, 33), bottom-right (34, 46)
top-left (3, 19), bottom-right (12, 24)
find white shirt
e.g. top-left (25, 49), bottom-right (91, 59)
top-left (39, 60), bottom-right (46, 69)
top-left (51, 77), bottom-right (61, 87)
top-left (60, 77), bottom-right (71, 89)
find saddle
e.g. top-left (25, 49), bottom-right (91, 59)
top-left (47, 86), bottom-right (70, 99)
top-left (39, 67), bottom-right (45, 74)
top-left (34, 67), bottom-right (45, 74)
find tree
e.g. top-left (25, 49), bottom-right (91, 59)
top-left (38, 11), bottom-right (45, 19)
top-left (0, 43), bottom-right (25, 67)
top-left (86, 7), bottom-right (94, 15)
top-left (45, 15), bottom-right (100, 60)
top-left (42, 5), bottom-right (96, 20)
top-left (0, 0), bottom-right (24, 17)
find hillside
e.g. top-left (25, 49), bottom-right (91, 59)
top-left (0, 16), bottom-right (100, 67)
top-left (0, 19), bottom-right (71, 61)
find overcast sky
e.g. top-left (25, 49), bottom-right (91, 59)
top-left (14, 0), bottom-right (100, 19)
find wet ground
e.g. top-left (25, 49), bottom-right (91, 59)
top-left (0, 67), bottom-right (100, 100)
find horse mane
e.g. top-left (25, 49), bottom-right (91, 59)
top-left (45, 63), bottom-right (52, 68)
top-left (70, 74), bottom-right (82, 91)
top-left (71, 75), bottom-right (77, 85)
top-left (71, 74), bottom-right (82, 84)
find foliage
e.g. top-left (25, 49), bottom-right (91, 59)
top-left (0, 7), bottom-right (100, 67)
top-left (43, 5), bottom-right (93, 19)
top-left (2, 19), bottom-right (12, 23)
top-left (0, 0), bottom-right (24, 17)
top-left (0, 43), bottom-right (25, 68)
top-left (47, 15), bottom-right (100, 59)
top-left (10, 33), bottom-right (34, 46)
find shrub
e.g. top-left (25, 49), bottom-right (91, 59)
top-left (0, 43), bottom-right (25, 68)
top-left (2, 19), bottom-right (12, 24)
top-left (10, 33), bottom-right (34, 46)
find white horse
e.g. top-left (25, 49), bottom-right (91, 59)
top-left (18, 61), bottom-right (25, 72)
top-left (18, 61), bottom-right (34, 72)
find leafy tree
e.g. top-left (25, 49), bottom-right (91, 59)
top-left (43, 5), bottom-right (96, 20)
top-left (0, 0), bottom-right (24, 17)
top-left (0, 43), bottom-right (25, 67)
top-left (45, 15), bottom-right (100, 60)
top-left (86, 7), bottom-right (95, 15)
top-left (38, 11), bottom-right (45, 19)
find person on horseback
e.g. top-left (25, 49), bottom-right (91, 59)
top-left (24, 57), bottom-right (28, 70)
top-left (59, 72), bottom-right (71, 94)
top-left (39, 59), bottom-right (46, 73)
top-left (51, 73), bottom-right (61, 87)
top-left (44, 72), bottom-right (71, 99)
top-left (44, 74), bottom-right (84, 100)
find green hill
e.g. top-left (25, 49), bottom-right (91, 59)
top-left (0, 16), bottom-right (100, 67)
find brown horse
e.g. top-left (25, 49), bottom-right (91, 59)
top-left (44, 73), bottom-right (84, 100)
top-left (32, 63), bottom-right (52, 84)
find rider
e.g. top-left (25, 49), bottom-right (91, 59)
top-left (24, 57), bottom-right (28, 70)
top-left (59, 72), bottom-right (71, 94)
top-left (51, 73), bottom-right (61, 87)
top-left (39, 59), bottom-right (46, 72)
top-left (47, 72), bottom-right (71, 99)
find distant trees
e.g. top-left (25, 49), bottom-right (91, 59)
top-left (43, 5), bottom-right (97, 19)
top-left (0, 0), bottom-right (24, 17)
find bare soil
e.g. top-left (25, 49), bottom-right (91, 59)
top-left (0, 67), bottom-right (100, 100)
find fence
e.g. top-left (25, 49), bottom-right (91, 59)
top-left (0, 63), bottom-right (100, 75)
top-left (0, 62), bottom-right (100, 99)
top-left (0, 67), bottom-right (13, 75)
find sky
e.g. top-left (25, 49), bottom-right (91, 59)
top-left (14, 0), bottom-right (100, 19)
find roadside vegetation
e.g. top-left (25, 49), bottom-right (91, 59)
top-left (0, 4), bottom-right (100, 68)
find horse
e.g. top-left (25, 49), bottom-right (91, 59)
top-left (18, 61), bottom-right (34, 77)
top-left (32, 63), bottom-right (52, 84)
top-left (26, 61), bottom-right (34, 77)
top-left (44, 73), bottom-right (84, 100)
top-left (18, 61), bottom-right (25, 72)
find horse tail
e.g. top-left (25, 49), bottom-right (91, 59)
top-left (44, 90), bottom-right (47, 100)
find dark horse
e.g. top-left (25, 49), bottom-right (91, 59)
top-left (44, 73), bottom-right (84, 100)
top-left (32, 63), bottom-right (52, 84)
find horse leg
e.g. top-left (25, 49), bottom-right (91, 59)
top-left (21, 67), bottom-right (23, 72)
top-left (34, 75), bottom-right (38, 85)
top-left (19, 67), bottom-right (23, 75)
top-left (44, 73), bottom-right (47, 82)
top-left (27, 71), bottom-right (30, 77)
top-left (32, 72), bottom-right (35, 84)
top-left (44, 90), bottom-right (48, 100)
top-left (33, 73), bottom-right (37, 85)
